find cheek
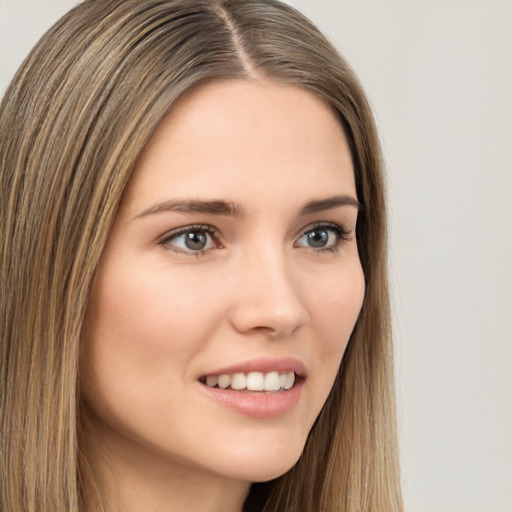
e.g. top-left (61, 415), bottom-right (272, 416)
top-left (85, 259), bottom-right (218, 344)
top-left (80, 263), bottom-right (213, 403)
top-left (79, 263), bottom-right (231, 452)
top-left (80, 255), bottom-right (244, 409)
top-left (306, 260), bottom-right (365, 385)
top-left (313, 257), bottom-right (365, 332)
top-left (331, 265), bottom-right (365, 344)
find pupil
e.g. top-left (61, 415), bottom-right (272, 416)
top-left (185, 231), bottom-right (207, 250)
top-left (308, 229), bottom-right (328, 248)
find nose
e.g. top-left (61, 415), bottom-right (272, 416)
top-left (228, 248), bottom-right (310, 338)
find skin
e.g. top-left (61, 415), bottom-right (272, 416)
top-left (80, 79), bottom-right (365, 512)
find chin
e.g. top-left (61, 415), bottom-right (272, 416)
top-left (215, 438), bottom-right (305, 483)
top-left (248, 460), bottom-right (299, 483)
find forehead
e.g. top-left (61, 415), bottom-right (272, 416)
top-left (122, 79), bottom-right (355, 214)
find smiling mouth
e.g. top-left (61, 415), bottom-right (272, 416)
top-left (199, 371), bottom-right (296, 392)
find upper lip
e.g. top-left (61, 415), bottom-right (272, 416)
top-left (201, 357), bottom-right (307, 378)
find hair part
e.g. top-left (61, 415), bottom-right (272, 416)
top-left (0, 1), bottom-right (402, 510)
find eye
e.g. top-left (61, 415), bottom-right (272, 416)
top-left (295, 223), bottom-right (349, 251)
top-left (160, 225), bottom-right (218, 254)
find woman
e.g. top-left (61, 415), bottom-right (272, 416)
top-left (0, 1), bottom-right (402, 511)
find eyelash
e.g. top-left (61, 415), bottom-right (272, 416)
top-left (159, 224), bottom-right (220, 257)
top-left (158, 222), bottom-right (351, 256)
top-left (298, 222), bottom-right (351, 254)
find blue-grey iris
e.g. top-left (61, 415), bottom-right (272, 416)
top-left (185, 231), bottom-right (207, 250)
top-left (307, 229), bottom-right (328, 248)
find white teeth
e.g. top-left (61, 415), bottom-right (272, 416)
top-left (246, 372), bottom-right (264, 391)
top-left (204, 371), bottom-right (297, 391)
top-left (230, 373), bottom-right (247, 390)
top-left (217, 374), bottom-right (231, 389)
top-left (206, 375), bottom-right (218, 387)
top-left (283, 371), bottom-right (295, 390)
top-left (279, 372), bottom-right (295, 389)
top-left (264, 371), bottom-right (281, 391)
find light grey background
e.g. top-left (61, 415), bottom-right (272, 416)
top-left (1, 1), bottom-right (511, 511)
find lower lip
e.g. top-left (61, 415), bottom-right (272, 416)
top-left (199, 379), bottom-right (304, 419)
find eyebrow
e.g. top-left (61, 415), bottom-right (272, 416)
top-left (134, 194), bottom-right (360, 220)
top-left (135, 199), bottom-right (245, 219)
top-left (299, 195), bottom-right (361, 215)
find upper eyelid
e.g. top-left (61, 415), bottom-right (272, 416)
top-left (160, 221), bottom-right (351, 237)
top-left (160, 221), bottom-right (348, 237)
top-left (296, 222), bottom-right (351, 244)
top-left (160, 224), bottom-right (218, 240)
top-left (302, 221), bottom-right (347, 231)
top-left (298, 221), bottom-right (351, 237)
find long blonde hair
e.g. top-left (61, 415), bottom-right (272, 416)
top-left (0, 1), bottom-right (402, 510)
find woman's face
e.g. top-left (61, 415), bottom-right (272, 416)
top-left (81, 79), bottom-right (365, 486)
